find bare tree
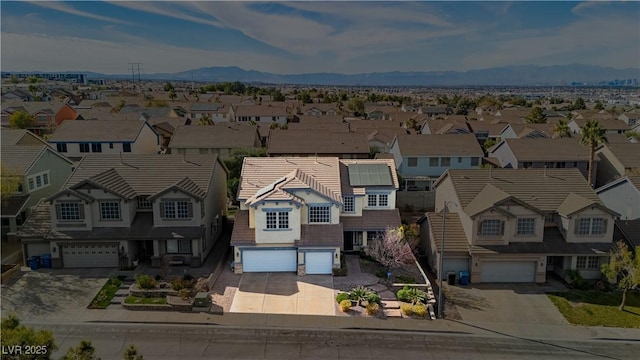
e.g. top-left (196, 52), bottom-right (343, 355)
top-left (366, 227), bottom-right (414, 270)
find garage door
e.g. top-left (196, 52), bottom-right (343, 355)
top-left (62, 243), bottom-right (119, 268)
top-left (480, 261), bottom-right (536, 283)
top-left (26, 243), bottom-right (51, 257)
top-left (242, 249), bottom-right (297, 272)
top-left (305, 252), bottom-right (333, 275)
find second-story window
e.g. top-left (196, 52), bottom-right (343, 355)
top-left (577, 218), bottom-right (606, 235)
top-left (343, 196), bottom-right (354, 213)
top-left (367, 194), bottom-right (388, 208)
top-left (161, 199), bottom-right (192, 220)
top-left (91, 143), bottom-right (102, 153)
top-left (100, 201), bottom-right (121, 220)
top-left (516, 218), bottom-right (536, 236)
top-left (407, 157), bottom-right (417, 167)
top-left (429, 157), bottom-right (439, 166)
top-left (266, 211), bottom-right (289, 229)
top-left (79, 143), bottom-right (90, 153)
top-left (56, 201), bottom-right (84, 221)
top-left (471, 157), bottom-right (479, 166)
top-left (137, 196), bottom-right (152, 209)
top-left (441, 157), bottom-right (451, 166)
top-left (27, 171), bottom-right (50, 192)
top-left (123, 143), bottom-right (132, 152)
top-left (56, 143), bottom-right (67, 153)
top-left (378, 194), bottom-right (388, 207)
top-left (478, 219), bottom-right (503, 236)
top-left (309, 205), bottom-right (331, 223)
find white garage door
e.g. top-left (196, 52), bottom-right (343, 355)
top-left (26, 243), bottom-right (51, 257)
top-left (305, 252), bottom-right (333, 275)
top-left (480, 261), bottom-right (536, 283)
top-left (62, 243), bottom-right (119, 268)
top-left (242, 249), bottom-right (297, 272)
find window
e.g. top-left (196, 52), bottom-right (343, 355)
top-left (458, 157), bottom-right (463, 163)
top-left (57, 202), bottom-right (82, 221)
top-left (100, 201), bottom-right (121, 220)
top-left (42, 173), bottom-right (49, 185)
top-left (576, 256), bottom-right (586, 269)
top-left (265, 211), bottom-right (289, 229)
top-left (309, 206), bottom-right (331, 223)
top-left (137, 196), bottom-right (152, 209)
top-left (161, 199), bottom-right (192, 219)
top-left (544, 162), bottom-right (554, 168)
top-left (522, 162), bottom-right (533, 169)
top-left (123, 143), bottom-right (132, 152)
top-left (56, 143), bottom-right (67, 152)
top-left (440, 157), bottom-right (451, 166)
top-left (367, 194), bottom-right (388, 207)
top-left (516, 218), bottom-right (535, 235)
top-left (367, 231), bottom-right (384, 242)
top-left (266, 212), bottom-right (277, 229)
top-left (35, 175), bottom-right (42, 188)
top-left (28, 178), bottom-right (34, 190)
top-left (471, 157), bottom-right (479, 166)
top-left (278, 212), bottom-right (289, 229)
top-left (343, 196), bottom-right (354, 213)
top-left (91, 143), bottom-right (102, 153)
top-left (479, 219), bottom-right (503, 236)
top-left (378, 194), bottom-right (388, 207)
top-left (545, 213), bottom-right (555, 223)
top-left (166, 239), bottom-right (191, 254)
top-left (26, 171), bottom-right (50, 192)
top-left (572, 162), bottom-right (578, 167)
top-left (79, 143), bottom-right (90, 153)
top-left (587, 256), bottom-right (599, 269)
top-left (556, 162), bottom-right (566, 168)
top-left (429, 157), bottom-right (439, 166)
top-left (407, 157), bottom-right (417, 167)
top-left (577, 218), bottom-right (607, 235)
top-left (109, 143), bottom-right (114, 149)
top-left (368, 194), bottom-right (377, 207)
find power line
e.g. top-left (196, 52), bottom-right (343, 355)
top-left (128, 63), bottom-right (143, 90)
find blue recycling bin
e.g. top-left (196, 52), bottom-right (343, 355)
top-left (30, 256), bottom-right (40, 270)
top-left (459, 271), bottom-right (470, 285)
top-left (41, 254), bottom-right (52, 269)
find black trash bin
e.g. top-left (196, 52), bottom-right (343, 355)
top-left (447, 272), bottom-right (456, 285)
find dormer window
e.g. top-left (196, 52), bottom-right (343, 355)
top-left (309, 205), bottom-right (331, 223)
top-left (478, 219), bottom-right (504, 236)
top-left (576, 218), bottom-right (606, 236)
top-left (55, 201), bottom-right (84, 221)
top-left (516, 218), bottom-right (535, 236)
top-left (137, 196), bottom-right (152, 209)
top-left (160, 199), bottom-right (192, 220)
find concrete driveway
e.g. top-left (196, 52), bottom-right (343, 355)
top-left (445, 280), bottom-right (568, 325)
top-left (230, 273), bottom-right (335, 316)
top-left (0, 268), bottom-right (112, 322)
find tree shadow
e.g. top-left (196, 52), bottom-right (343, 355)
top-left (444, 286), bottom-right (492, 311)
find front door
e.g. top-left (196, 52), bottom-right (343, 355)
top-left (343, 232), bottom-right (353, 252)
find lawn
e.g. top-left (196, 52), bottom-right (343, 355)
top-left (124, 296), bottom-right (168, 305)
top-left (547, 290), bottom-right (640, 328)
top-left (88, 275), bottom-right (126, 309)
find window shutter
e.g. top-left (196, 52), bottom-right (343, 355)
top-left (477, 221), bottom-right (483, 235)
top-left (55, 204), bottom-right (61, 219)
top-left (160, 202), bottom-right (165, 218)
top-left (78, 204), bottom-right (85, 220)
top-left (187, 202), bottom-right (193, 218)
top-left (500, 221), bottom-right (505, 235)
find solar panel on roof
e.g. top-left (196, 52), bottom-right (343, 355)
top-left (347, 163), bottom-right (393, 186)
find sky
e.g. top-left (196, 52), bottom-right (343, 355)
top-left (1, 1), bottom-right (639, 75)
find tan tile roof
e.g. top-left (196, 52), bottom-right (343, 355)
top-left (556, 193), bottom-right (600, 216)
top-left (571, 118), bottom-right (630, 130)
top-left (348, 119), bottom-right (403, 132)
top-left (287, 122), bottom-right (350, 132)
top-left (48, 120), bottom-right (148, 142)
top-left (340, 209), bottom-right (401, 231)
top-left (463, 184), bottom-right (510, 217)
top-left (604, 143), bottom-right (640, 169)
top-left (1, 129), bottom-right (29, 145)
top-left (298, 224), bottom-right (343, 247)
top-left (238, 157), bottom-right (342, 201)
top-left (234, 104), bottom-right (289, 116)
top-left (230, 210), bottom-right (255, 245)
top-left (500, 138), bottom-right (590, 161)
top-left (394, 134), bottom-right (484, 157)
top-left (295, 115), bottom-right (344, 123)
top-left (425, 212), bottom-right (469, 254)
top-left (168, 125), bottom-right (260, 149)
top-left (440, 168), bottom-right (602, 213)
top-left (267, 130), bottom-right (369, 155)
top-left (64, 154), bottom-right (222, 198)
top-left (1, 145), bottom-right (48, 173)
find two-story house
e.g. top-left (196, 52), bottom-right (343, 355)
top-left (596, 175), bottom-right (640, 220)
top-left (568, 118), bottom-right (629, 136)
top-left (168, 124), bottom-right (262, 158)
top-left (232, 104), bottom-right (289, 126)
top-left (16, 154), bottom-right (227, 268)
top-left (595, 142), bottom-right (640, 187)
top-left (389, 134), bottom-right (484, 191)
top-left (47, 119), bottom-right (160, 161)
top-left (420, 168), bottom-right (618, 284)
top-left (1, 141), bottom-right (74, 242)
top-left (488, 138), bottom-right (595, 184)
top-left (267, 130), bottom-right (370, 159)
top-left (188, 103), bottom-right (231, 122)
top-left (230, 157), bottom-right (400, 275)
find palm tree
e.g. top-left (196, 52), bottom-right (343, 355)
top-left (198, 114), bottom-right (213, 126)
top-left (554, 119), bottom-right (571, 138)
top-left (580, 120), bottom-right (608, 187)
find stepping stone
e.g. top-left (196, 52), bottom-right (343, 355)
top-left (369, 284), bottom-right (387, 293)
top-left (115, 289), bottom-right (129, 296)
top-left (383, 309), bottom-right (402, 318)
top-left (378, 290), bottom-right (397, 301)
top-left (381, 300), bottom-right (400, 309)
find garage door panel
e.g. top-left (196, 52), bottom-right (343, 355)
top-left (480, 261), bottom-right (536, 283)
top-left (26, 243), bottom-right (51, 257)
top-left (243, 250), bottom-right (297, 272)
top-left (305, 252), bottom-right (333, 275)
top-left (62, 244), bottom-right (119, 268)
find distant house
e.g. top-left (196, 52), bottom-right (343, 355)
top-left (47, 120), bottom-right (160, 160)
top-left (267, 129), bottom-right (370, 159)
top-left (299, 104), bottom-right (339, 116)
top-left (389, 134), bottom-right (483, 191)
top-left (596, 142), bottom-right (640, 187)
top-left (17, 154), bottom-right (228, 268)
top-left (418, 106), bottom-right (452, 116)
top-left (168, 124), bottom-right (262, 157)
top-left (420, 119), bottom-right (472, 135)
top-left (1, 141), bottom-right (74, 241)
top-left (488, 138), bottom-right (594, 184)
top-left (499, 123), bottom-right (554, 140)
top-left (596, 176), bottom-right (640, 220)
top-left (230, 157), bottom-right (400, 274)
top-left (568, 118), bottom-right (629, 135)
top-left (232, 104), bottom-right (289, 126)
top-left (420, 168), bottom-right (618, 284)
top-left (55, 104), bottom-right (83, 125)
top-left (189, 103), bottom-right (231, 122)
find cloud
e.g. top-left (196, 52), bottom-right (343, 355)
top-left (27, 1), bottom-right (133, 25)
top-left (107, 1), bottom-right (226, 28)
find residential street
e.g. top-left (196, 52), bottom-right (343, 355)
top-left (36, 322), bottom-right (640, 360)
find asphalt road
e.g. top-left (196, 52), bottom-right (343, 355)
top-left (30, 322), bottom-right (640, 360)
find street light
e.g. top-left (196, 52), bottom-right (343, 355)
top-left (438, 201), bottom-right (456, 319)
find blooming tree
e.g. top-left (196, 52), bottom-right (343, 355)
top-left (366, 227), bottom-right (414, 270)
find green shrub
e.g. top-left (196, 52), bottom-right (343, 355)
top-left (170, 276), bottom-right (195, 291)
top-left (400, 303), bottom-right (413, 316)
top-left (349, 286), bottom-right (374, 306)
top-left (135, 274), bottom-right (158, 290)
top-left (366, 302), bottom-right (380, 316)
top-left (367, 293), bottom-right (381, 305)
top-left (413, 303), bottom-right (427, 318)
top-left (178, 288), bottom-right (192, 300)
top-left (336, 292), bottom-right (350, 304)
top-left (397, 286), bottom-right (427, 304)
top-left (332, 267), bottom-right (347, 276)
top-left (340, 299), bottom-right (352, 312)
top-left (396, 275), bottom-right (416, 284)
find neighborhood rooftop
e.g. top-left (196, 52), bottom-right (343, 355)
top-left (168, 125), bottom-right (259, 149)
top-left (499, 138), bottom-right (591, 161)
top-left (393, 133), bottom-right (484, 157)
top-left (48, 120), bottom-right (150, 142)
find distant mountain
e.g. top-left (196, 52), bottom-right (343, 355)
top-left (14, 64), bottom-right (638, 86)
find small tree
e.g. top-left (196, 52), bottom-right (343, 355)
top-left (61, 340), bottom-right (100, 360)
top-left (554, 119), bottom-right (571, 138)
top-left (9, 110), bottom-right (36, 129)
top-left (573, 97), bottom-right (586, 110)
top-left (1, 163), bottom-right (22, 199)
top-left (1, 313), bottom-right (58, 359)
top-left (525, 107), bottom-right (547, 124)
top-left (123, 344), bottom-right (144, 360)
top-left (365, 227), bottom-right (414, 270)
top-left (601, 241), bottom-right (640, 311)
top-left (198, 114), bottom-right (213, 126)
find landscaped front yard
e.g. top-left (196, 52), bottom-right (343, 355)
top-left (88, 275), bottom-right (126, 309)
top-left (548, 290), bottom-right (640, 328)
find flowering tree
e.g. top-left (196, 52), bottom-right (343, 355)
top-left (601, 241), bottom-right (640, 311)
top-left (366, 227), bottom-right (414, 270)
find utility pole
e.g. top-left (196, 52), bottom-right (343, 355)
top-left (128, 63), bottom-right (143, 90)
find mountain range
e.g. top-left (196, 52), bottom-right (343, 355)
top-left (25, 64), bottom-right (640, 86)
